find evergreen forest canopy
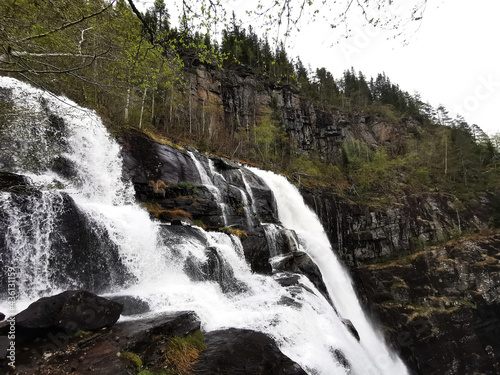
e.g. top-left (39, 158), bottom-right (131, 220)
top-left (0, 0), bottom-right (499, 207)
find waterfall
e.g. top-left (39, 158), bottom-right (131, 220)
top-left (250, 167), bottom-right (409, 375)
top-left (0, 77), bottom-right (407, 374)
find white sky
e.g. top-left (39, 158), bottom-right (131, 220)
top-left (137, 0), bottom-right (500, 136)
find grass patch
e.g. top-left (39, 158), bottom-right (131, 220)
top-left (143, 130), bottom-right (186, 151)
top-left (219, 227), bottom-right (248, 238)
top-left (141, 203), bottom-right (192, 221)
top-left (192, 220), bottom-right (207, 229)
top-left (164, 330), bottom-right (207, 375)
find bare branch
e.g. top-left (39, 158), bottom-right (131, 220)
top-left (17, 1), bottom-right (114, 43)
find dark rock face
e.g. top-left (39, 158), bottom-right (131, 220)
top-left (193, 328), bottom-right (307, 375)
top-left (302, 187), bottom-right (496, 267)
top-left (0, 290), bottom-right (122, 342)
top-left (241, 229), bottom-right (273, 274)
top-left (298, 185), bottom-right (500, 374)
top-left (355, 234), bottom-right (500, 374)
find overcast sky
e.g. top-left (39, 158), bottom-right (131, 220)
top-left (137, 0), bottom-right (500, 136)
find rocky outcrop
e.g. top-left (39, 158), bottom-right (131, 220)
top-left (119, 129), bottom-right (278, 230)
top-left (355, 234), bottom-right (500, 374)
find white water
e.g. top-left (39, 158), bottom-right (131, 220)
top-left (250, 167), bottom-right (409, 375)
top-left (0, 77), bottom-right (407, 374)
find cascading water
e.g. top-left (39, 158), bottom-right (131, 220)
top-left (250, 167), bottom-right (409, 374)
top-left (187, 151), bottom-right (229, 226)
top-left (0, 77), bottom-right (407, 374)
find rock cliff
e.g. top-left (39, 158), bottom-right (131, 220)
top-left (301, 187), bottom-right (500, 374)
top-left (188, 64), bottom-right (420, 161)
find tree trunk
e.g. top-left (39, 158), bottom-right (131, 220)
top-left (124, 87), bottom-right (131, 124)
top-left (139, 87), bottom-right (147, 129)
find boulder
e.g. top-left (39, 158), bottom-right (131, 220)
top-left (0, 290), bottom-right (123, 342)
top-left (192, 328), bottom-right (307, 375)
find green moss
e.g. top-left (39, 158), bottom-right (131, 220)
top-left (120, 351), bottom-right (142, 372)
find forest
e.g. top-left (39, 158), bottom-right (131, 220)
top-left (1, 0), bottom-right (499, 207)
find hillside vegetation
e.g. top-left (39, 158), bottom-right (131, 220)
top-left (1, 0), bottom-right (499, 208)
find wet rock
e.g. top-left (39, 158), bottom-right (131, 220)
top-left (342, 319), bottom-right (360, 342)
top-left (51, 194), bottom-right (131, 293)
top-left (274, 273), bottom-right (300, 287)
top-left (0, 189), bottom-right (131, 295)
top-left (0, 291), bottom-right (123, 342)
top-left (273, 251), bottom-right (331, 304)
top-left (278, 296), bottom-right (302, 309)
top-left (119, 129), bottom-right (199, 186)
top-left (185, 247), bottom-right (247, 294)
top-left (0, 171), bottom-right (30, 191)
top-left (241, 229), bottom-right (273, 275)
top-left (107, 296), bottom-right (150, 316)
top-left (192, 328), bottom-right (307, 375)
top-left (332, 349), bottom-right (351, 372)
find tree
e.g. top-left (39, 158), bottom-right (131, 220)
top-left (0, 0), bottom-right (114, 78)
top-left (125, 0), bottom-right (429, 51)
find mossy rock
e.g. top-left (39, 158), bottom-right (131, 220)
top-left (120, 351), bottom-right (142, 372)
